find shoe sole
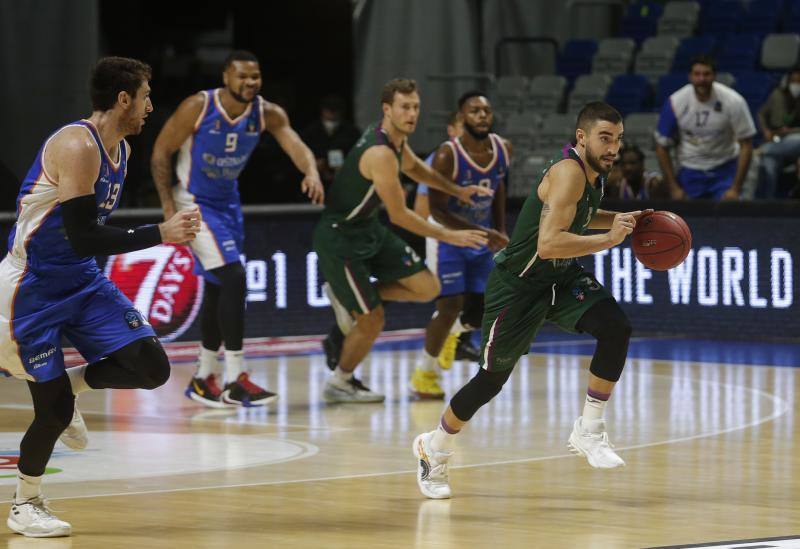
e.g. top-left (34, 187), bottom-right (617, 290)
top-left (412, 434), bottom-right (451, 500)
top-left (408, 385), bottom-right (445, 400)
top-left (567, 434), bottom-right (625, 469)
top-left (221, 392), bottom-right (279, 408)
top-left (7, 518), bottom-right (71, 538)
top-left (186, 389), bottom-right (235, 409)
top-left (323, 391), bottom-right (385, 404)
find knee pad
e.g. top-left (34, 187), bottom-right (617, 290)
top-left (450, 367), bottom-right (512, 422)
top-left (577, 299), bottom-right (631, 382)
top-left (115, 336), bottom-right (171, 389)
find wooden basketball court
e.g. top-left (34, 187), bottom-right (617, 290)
top-left (0, 335), bottom-right (798, 548)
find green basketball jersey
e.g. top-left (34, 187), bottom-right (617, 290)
top-left (494, 147), bottom-right (604, 281)
top-left (321, 122), bottom-right (403, 226)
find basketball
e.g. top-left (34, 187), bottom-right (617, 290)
top-left (631, 211), bottom-right (692, 271)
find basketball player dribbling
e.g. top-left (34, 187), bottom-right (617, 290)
top-left (413, 102), bottom-right (653, 499)
top-left (0, 57), bottom-right (200, 536)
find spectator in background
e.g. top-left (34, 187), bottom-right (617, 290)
top-left (655, 55), bottom-right (756, 200)
top-left (301, 94), bottom-right (361, 188)
top-left (606, 145), bottom-right (670, 199)
top-left (757, 67), bottom-right (800, 198)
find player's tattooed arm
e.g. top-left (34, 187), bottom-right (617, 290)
top-left (151, 93), bottom-right (206, 219)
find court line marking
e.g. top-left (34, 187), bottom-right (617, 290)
top-left (0, 366), bottom-right (787, 503)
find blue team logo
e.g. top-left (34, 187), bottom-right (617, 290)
top-left (202, 153), bottom-right (216, 165)
top-left (572, 288), bottom-right (585, 302)
top-left (124, 310), bottom-right (144, 330)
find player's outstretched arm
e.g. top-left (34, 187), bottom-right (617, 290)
top-left (53, 130), bottom-right (200, 257)
top-left (263, 102), bottom-right (324, 204)
top-left (588, 208), bottom-right (653, 230)
top-left (363, 146), bottom-right (487, 250)
top-left (151, 93), bottom-right (206, 220)
top-left (400, 141), bottom-right (492, 206)
top-left (537, 161), bottom-right (638, 259)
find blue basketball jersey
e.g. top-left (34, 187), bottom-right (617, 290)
top-left (444, 134), bottom-right (509, 229)
top-left (7, 120), bottom-right (127, 273)
top-left (174, 89), bottom-right (263, 205)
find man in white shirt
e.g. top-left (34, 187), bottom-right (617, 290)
top-left (655, 55), bottom-right (756, 200)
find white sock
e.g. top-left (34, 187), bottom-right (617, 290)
top-left (196, 347), bottom-right (221, 379)
top-left (582, 394), bottom-right (608, 427)
top-left (224, 350), bottom-right (245, 382)
top-left (449, 317), bottom-right (465, 334)
top-left (417, 350), bottom-right (438, 373)
top-left (430, 424), bottom-right (456, 453)
top-left (15, 471), bottom-right (42, 502)
top-left (334, 367), bottom-right (353, 382)
top-left (66, 365), bottom-right (91, 395)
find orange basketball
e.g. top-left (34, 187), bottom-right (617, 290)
top-left (630, 211), bottom-right (692, 271)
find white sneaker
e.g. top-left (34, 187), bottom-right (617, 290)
top-left (7, 496), bottom-right (71, 537)
top-left (323, 282), bottom-right (354, 336)
top-left (59, 404), bottom-right (87, 450)
top-left (323, 376), bottom-right (385, 403)
top-left (413, 431), bottom-right (453, 499)
top-left (567, 417), bottom-right (625, 469)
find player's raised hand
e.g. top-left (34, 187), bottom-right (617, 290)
top-left (301, 173), bottom-right (325, 205)
top-left (443, 228), bottom-right (489, 250)
top-left (159, 207), bottom-right (202, 243)
top-left (456, 184), bottom-right (494, 206)
top-left (608, 211), bottom-right (637, 245)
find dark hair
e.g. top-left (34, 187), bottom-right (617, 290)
top-left (223, 50), bottom-right (259, 71)
top-left (457, 90), bottom-right (488, 110)
top-left (90, 56), bottom-right (152, 112)
top-left (575, 101), bottom-right (622, 132)
top-left (381, 78), bottom-right (418, 106)
top-left (689, 54), bottom-right (716, 73)
top-left (620, 144), bottom-right (645, 162)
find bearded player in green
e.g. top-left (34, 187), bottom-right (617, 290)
top-left (414, 102), bottom-right (653, 498)
top-left (314, 78), bottom-right (492, 403)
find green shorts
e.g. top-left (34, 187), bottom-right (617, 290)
top-left (479, 263), bottom-right (614, 372)
top-left (312, 218), bottom-right (426, 315)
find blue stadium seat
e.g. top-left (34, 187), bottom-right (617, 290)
top-left (620, 1), bottom-right (663, 44)
top-left (672, 36), bottom-right (717, 72)
top-left (733, 71), bottom-right (777, 111)
top-left (606, 74), bottom-right (651, 116)
top-left (656, 73), bottom-right (689, 108)
top-left (740, 0), bottom-right (783, 34)
top-left (699, 0), bottom-right (745, 34)
top-left (716, 34), bottom-right (764, 72)
top-left (556, 40), bottom-right (598, 81)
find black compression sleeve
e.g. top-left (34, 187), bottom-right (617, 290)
top-left (61, 194), bottom-right (162, 257)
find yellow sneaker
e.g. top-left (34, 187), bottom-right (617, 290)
top-left (437, 333), bottom-right (459, 370)
top-left (410, 367), bottom-right (445, 399)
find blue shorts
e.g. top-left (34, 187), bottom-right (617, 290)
top-left (677, 159), bottom-right (737, 199)
top-left (0, 255), bottom-right (155, 383)
top-left (426, 239), bottom-right (494, 297)
top-left (191, 202), bottom-right (244, 283)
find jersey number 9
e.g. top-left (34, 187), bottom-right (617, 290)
top-left (225, 133), bottom-right (238, 153)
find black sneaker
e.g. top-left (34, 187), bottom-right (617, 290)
top-left (221, 373), bottom-right (278, 407)
top-left (185, 374), bottom-right (231, 408)
top-left (322, 324), bottom-right (344, 371)
top-left (455, 335), bottom-right (481, 362)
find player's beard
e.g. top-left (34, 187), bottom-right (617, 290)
top-left (585, 143), bottom-right (613, 175)
top-left (122, 112), bottom-right (144, 136)
top-left (464, 121), bottom-right (490, 140)
top-left (229, 86), bottom-right (256, 104)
